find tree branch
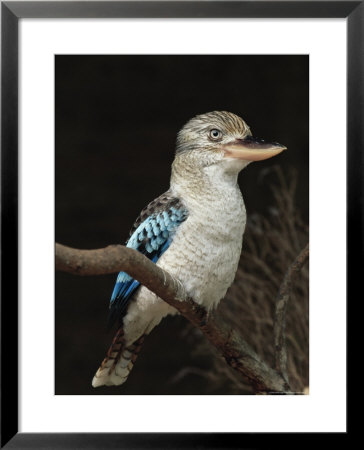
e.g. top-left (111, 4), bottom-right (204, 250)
top-left (56, 242), bottom-right (292, 393)
top-left (274, 243), bottom-right (309, 383)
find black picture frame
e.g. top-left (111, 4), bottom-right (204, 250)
top-left (1, 1), bottom-right (356, 447)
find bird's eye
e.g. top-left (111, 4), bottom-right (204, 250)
top-left (209, 129), bottom-right (222, 141)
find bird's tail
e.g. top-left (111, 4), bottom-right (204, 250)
top-left (92, 328), bottom-right (146, 388)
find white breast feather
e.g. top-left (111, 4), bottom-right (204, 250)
top-left (158, 185), bottom-right (245, 309)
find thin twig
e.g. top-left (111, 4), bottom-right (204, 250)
top-left (273, 243), bottom-right (309, 383)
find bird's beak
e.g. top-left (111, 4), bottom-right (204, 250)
top-left (223, 136), bottom-right (287, 161)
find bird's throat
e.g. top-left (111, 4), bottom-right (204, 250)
top-left (170, 157), bottom-right (245, 213)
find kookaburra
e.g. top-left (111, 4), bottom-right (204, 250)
top-left (92, 111), bottom-right (286, 388)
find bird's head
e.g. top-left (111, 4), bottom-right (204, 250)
top-left (175, 111), bottom-right (286, 174)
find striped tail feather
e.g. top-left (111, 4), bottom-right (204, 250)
top-left (92, 329), bottom-right (146, 388)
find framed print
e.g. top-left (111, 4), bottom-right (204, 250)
top-left (1, 0), bottom-right (357, 447)
top-left (54, 53), bottom-right (309, 397)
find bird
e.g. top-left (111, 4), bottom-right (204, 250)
top-left (92, 111), bottom-right (286, 388)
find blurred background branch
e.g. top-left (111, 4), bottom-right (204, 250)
top-left (274, 242), bottom-right (309, 384)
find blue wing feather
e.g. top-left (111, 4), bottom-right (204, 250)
top-left (108, 194), bottom-right (188, 327)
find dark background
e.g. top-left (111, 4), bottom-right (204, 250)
top-left (55, 55), bottom-right (308, 395)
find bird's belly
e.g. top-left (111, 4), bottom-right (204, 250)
top-left (122, 230), bottom-right (243, 345)
top-left (157, 213), bottom-right (245, 310)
